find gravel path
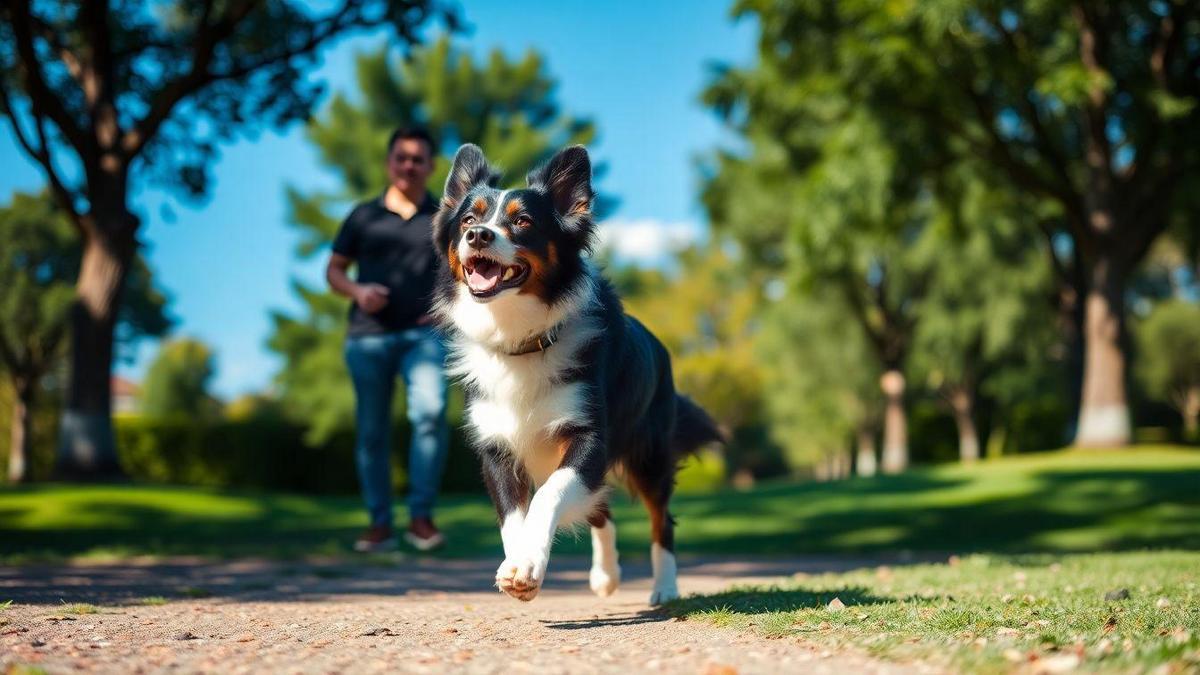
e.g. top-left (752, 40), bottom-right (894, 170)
top-left (1, 556), bottom-right (937, 674)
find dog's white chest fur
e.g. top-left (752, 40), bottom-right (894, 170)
top-left (464, 356), bottom-right (587, 485)
top-left (443, 278), bottom-right (601, 487)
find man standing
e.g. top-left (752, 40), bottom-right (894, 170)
top-left (326, 127), bottom-right (448, 552)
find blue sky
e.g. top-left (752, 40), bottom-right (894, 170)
top-left (0, 0), bottom-right (757, 398)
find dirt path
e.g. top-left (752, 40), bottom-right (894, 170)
top-left (1, 556), bottom-right (936, 674)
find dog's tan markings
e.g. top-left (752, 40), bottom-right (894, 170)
top-left (569, 199), bottom-right (590, 216)
top-left (505, 198), bottom-right (522, 218)
top-left (517, 243), bottom-right (557, 300)
top-left (472, 196), bottom-right (488, 213)
top-left (586, 502), bottom-right (611, 528)
top-left (447, 246), bottom-right (463, 282)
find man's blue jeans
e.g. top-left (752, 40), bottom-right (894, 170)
top-left (344, 327), bottom-right (448, 528)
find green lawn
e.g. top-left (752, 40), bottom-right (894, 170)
top-left (1, 446), bottom-right (1198, 561)
top-left (666, 551), bottom-right (1200, 673)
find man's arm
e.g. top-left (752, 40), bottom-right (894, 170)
top-left (327, 252), bottom-right (389, 313)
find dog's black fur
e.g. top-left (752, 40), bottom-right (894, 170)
top-left (431, 144), bottom-right (722, 603)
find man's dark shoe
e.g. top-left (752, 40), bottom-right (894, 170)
top-left (404, 517), bottom-right (445, 551)
top-left (354, 525), bottom-right (398, 553)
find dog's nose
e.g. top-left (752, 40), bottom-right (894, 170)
top-left (465, 226), bottom-right (494, 249)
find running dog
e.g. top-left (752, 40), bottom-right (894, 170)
top-left (431, 144), bottom-right (722, 604)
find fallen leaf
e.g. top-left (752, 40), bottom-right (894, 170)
top-left (1103, 616), bottom-right (1118, 633)
top-left (1155, 597), bottom-right (1171, 609)
top-left (827, 598), bottom-right (846, 612)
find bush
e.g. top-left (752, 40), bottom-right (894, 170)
top-left (116, 415), bottom-right (484, 495)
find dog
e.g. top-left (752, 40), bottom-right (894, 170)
top-left (431, 144), bottom-right (723, 605)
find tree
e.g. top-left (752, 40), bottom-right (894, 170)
top-left (139, 338), bottom-right (219, 420)
top-left (717, 0), bottom-right (1200, 447)
top-left (757, 292), bottom-right (883, 480)
top-left (909, 170), bottom-right (1057, 462)
top-left (0, 0), bottom-right (440, 477)
top-left (0, 190), bottom-right (169, 482)
top-left (701, 91), bottom-right (931, 473)
top-left (1135, 300), bottom-right (1200, 439)
top-left (268, 37), bottom-right (601, 439)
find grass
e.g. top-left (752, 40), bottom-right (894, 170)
top-left (1, 445), bottom-right (1198, 561)
top-left (137, 596), bottom-right (169, 606)
top-left (58, 602), bottom-right (98, 614)
top-left (666, 551), bottom-right (1200, 673)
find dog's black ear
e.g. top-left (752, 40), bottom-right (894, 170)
top-left (434, 144), bottom-right (493, 258)
top-left (442, 144), bottom-right (493, 208)
top-left (528, 145), bottom-right (595, 247)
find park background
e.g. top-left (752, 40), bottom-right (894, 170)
top-left (1, 1), bottom-right (1199, 672)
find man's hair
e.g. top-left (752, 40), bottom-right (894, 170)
top-left (387, 126), bottom-right (436, 160)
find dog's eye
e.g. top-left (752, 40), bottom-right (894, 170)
top-left (461, 214), bottom-right (476, 227)
top-left (514, 216), bottom-right (532, 228)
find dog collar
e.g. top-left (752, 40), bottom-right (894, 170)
top-left (506, 326), bottom-right (561, 356)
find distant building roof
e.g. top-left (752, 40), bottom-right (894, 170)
top-left (111, 376), bottom-right (140, 397)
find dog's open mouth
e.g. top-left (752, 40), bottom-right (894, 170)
top-left (464, 255), bottom-right (529, 298)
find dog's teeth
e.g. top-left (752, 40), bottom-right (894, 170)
top-left (502, 267), bottom-right (514, 281)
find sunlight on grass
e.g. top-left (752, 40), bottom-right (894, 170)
top-left (137, 596), bottom-right (169, 606)
top-left (1, 446), bottom-right (1198, 560)
top-left (668, 551), bottom-right (1200, 673)
top-left (60, 602), bottom-right (99, 614)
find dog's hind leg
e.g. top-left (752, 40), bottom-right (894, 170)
top-left (638, 482), bottom-right (679, 606)
top-left (587, 503), bottom-right (620, 597)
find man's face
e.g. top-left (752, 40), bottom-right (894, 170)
top-left (387, 137), bottom-right (434, 194)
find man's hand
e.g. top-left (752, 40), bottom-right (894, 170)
top-left (353, 283), bottom-right (391, 313)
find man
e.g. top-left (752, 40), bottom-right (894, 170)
top-left (326, 127), bottom-right (448, 552)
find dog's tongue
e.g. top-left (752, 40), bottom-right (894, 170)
top-left (467, 259), bottom-right (502, 292)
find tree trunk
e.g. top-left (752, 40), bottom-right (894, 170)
top-left (833, 448), bottom-right (851, 479)
top-left (855, 427), bottom-right (877, 477)
top-left (1183, 387), bottom-right (1199, 441)
top-left (1074, 258), bottom-right (1130, 448)
top-left (880, 370), bottom-right (908, 473)
top-left (55, 223), bottom-right (135, 479)
top-left (949, 388), bottom-right (980, 463)
top-left (8, 379), bottom-right (33, 483)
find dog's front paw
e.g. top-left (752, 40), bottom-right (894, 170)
top-left (589, 562), bottom-right (621, 598)
top-left (648, 585), bottom-right (679, 606)
top-left (495, 556), bottom-right (546, 602)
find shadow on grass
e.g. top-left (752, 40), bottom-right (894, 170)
top-left (665, 585), bottom-right (888, 617)
top-left (672, 468), bottom-right (1200, 556)
top-left (3, 458), bottom-right (1199, 563)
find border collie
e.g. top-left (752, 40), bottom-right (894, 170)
top-left (431, 144), bottom-right (723, 605)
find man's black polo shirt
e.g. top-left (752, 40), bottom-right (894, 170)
top-left (331, 192), bottom-right (440, 336)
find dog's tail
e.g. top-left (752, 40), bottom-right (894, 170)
top-left (671, 394), bottom-right (726, 459)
